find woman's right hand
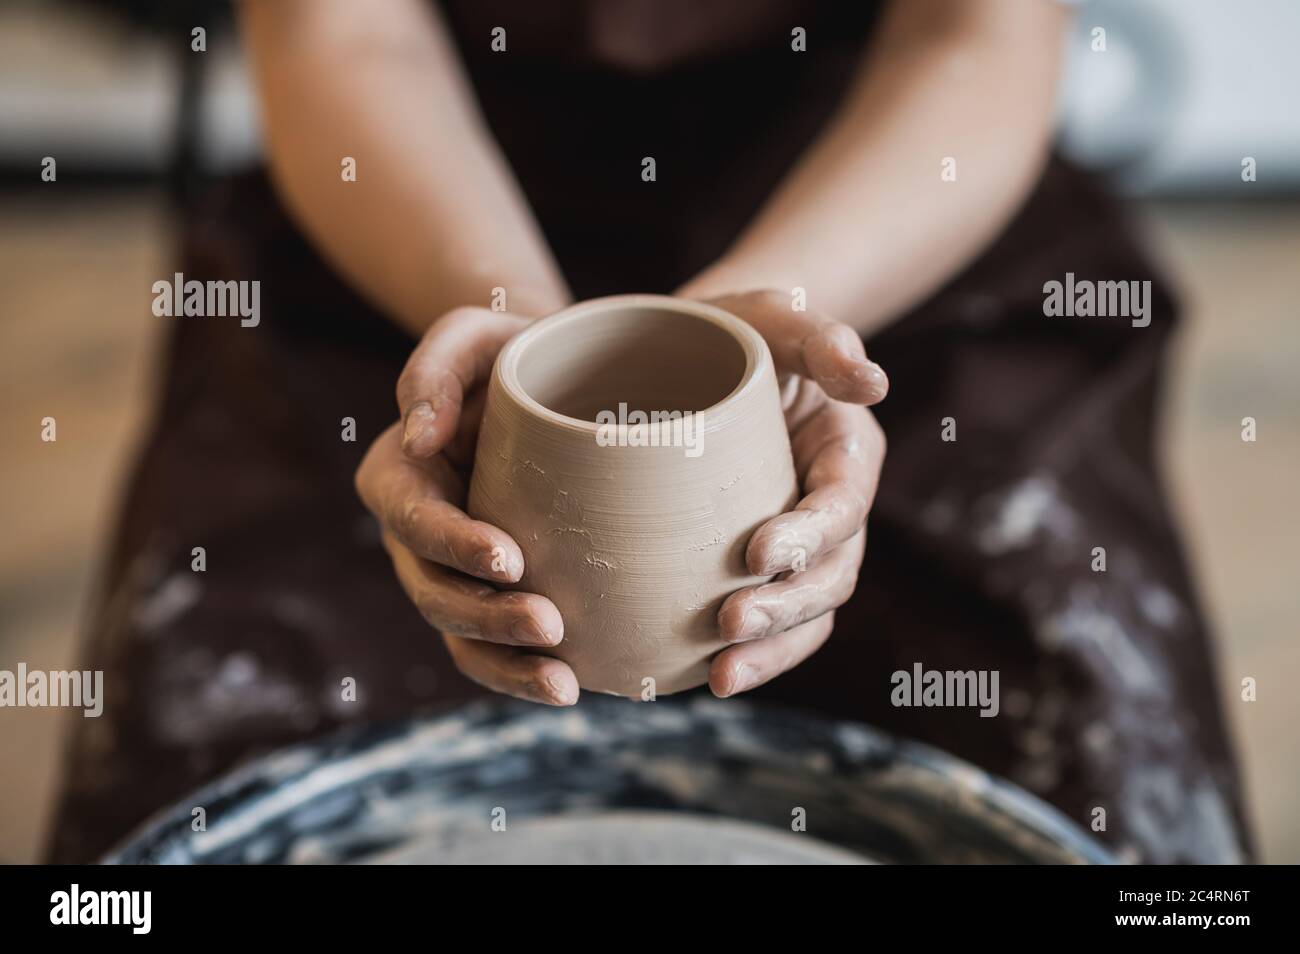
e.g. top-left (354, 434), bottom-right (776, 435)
top-left (355, 307), bottom-right (579, 706)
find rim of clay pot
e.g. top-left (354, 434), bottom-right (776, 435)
top-left (494, 294), bottom-right (770, 436)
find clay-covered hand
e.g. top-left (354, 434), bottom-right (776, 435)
top-left (355, 307), bottom-right (579, 706)
top-left (702, 291), bottom-right (888, 698)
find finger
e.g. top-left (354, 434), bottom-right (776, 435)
top-left (397, 308), bottom-right (531, 459)
top-left (747, 404), bottom-right (884, 575)
top-left (705, 291), bottom-right (888, 405)
top-left (720, 530), bottom-right (865, 642)
top-left (384, 533), bottom-right (564, 648)
top-left (357, 423), bottom-right (524, 583)
top-left (443, 633), bottom-right (579, 706)
top-left (709, 613), bottom-right (836, 697)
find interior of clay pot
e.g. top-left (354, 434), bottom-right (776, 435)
top-left (515, 305), bottom-right (750, 422)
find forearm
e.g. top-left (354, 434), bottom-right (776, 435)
top-left (680, 0), bottom-right (1071, 334)
top-left (239, 0), bottom-right (570, 334)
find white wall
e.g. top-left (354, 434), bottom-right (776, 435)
top-left (1057, 0), bottom-right (1300, 192)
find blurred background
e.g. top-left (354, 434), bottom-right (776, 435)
top-left (1, 0), bottom-right (1297, 862)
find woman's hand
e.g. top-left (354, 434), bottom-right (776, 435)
top-left (358, 293), bottom-right (884, 706)
top-left (355, 307), bottom-right (580, 706)
top-left (697, 291), bottom-right (888, 698)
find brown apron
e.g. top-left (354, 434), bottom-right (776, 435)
top-left (48, 1), bottom-right (1251, 863)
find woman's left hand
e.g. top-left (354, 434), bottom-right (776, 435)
top-left (696, 291), bottom-right (888, 697)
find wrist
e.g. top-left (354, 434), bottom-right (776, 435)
top-left (678, 256), bottom-right (889, 337)
top-left (403, 271), bottom-right (569, 334)
top-left (675, 255), bottom-right (796, 302)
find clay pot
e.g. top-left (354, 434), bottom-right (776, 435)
top-left (468, 294), bottom-right (798, 697)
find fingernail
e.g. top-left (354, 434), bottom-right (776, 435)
top-left (861, 362), bottom-right (889, 399)
top-left (736, 607), bottom-right (770, 642)
top-left (401, 401), bottom-right (436, 454)
top-left (476, 547), bottom-right (518, 581)
top-left (546, 674), bottom-right (576, 706)
top-left (511, 619), bottom-right (555, 646)
top-left (727, 663), bottom-right (758, 696)
top-left (759, 544), bottom-right (801, 576)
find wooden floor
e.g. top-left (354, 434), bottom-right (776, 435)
top-left (0, 190), bottom-right (166, 863)
top-left (0, 189), bottom-right (1295, 863)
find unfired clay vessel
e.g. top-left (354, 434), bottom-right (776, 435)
top-left (468, 294), bottom-right (798, 697)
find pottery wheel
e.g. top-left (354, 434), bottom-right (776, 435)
top-left (363, 811), bottom-right (870, 865)
top-left (106, 697), bottom-right (1114, 865)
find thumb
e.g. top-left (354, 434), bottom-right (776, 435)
top-left (396, 307), bottom-right (531, 458)
top-left (703, 291), bottom-right (888, 405)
